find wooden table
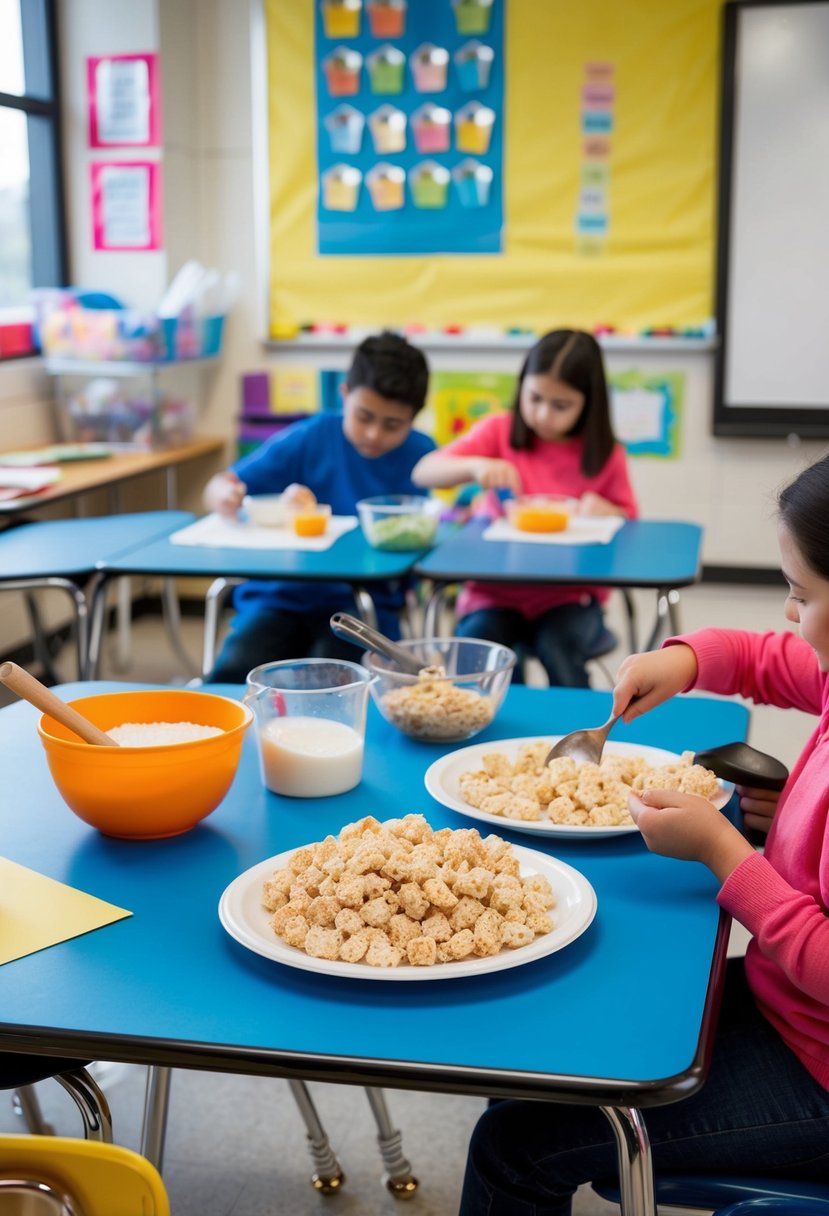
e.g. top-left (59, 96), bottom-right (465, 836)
top-left (0, 437), bottom-right (226, 515)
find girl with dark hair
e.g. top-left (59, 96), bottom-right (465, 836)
top-left (412, 330), bottom-right (637, 687)
top-left (457, 452), bottom-right (829, 1215)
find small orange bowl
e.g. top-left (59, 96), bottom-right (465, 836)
top-left (37, 689), bottom-right (253, 839)
top-left (506, 495), bottom-right (573, 533)
top-left (290, 504), bottom-right (331, 537)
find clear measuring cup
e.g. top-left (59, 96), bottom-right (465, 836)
top-left (244, 658), bottom-right (371, 797)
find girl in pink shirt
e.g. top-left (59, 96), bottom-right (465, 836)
top-left (412, 330), bottom-right (637, 687)
top-left (458, 454), bottom-right (829, 1216)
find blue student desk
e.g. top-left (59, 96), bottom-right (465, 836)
top-left (0, 511), bottom-right (195, 678)
top-left (86, 518), bottom-right (438, 677)
top-left (0, 681), bottom-right (748, 1216)
top-left (414, 518), bottom-right (704, 651)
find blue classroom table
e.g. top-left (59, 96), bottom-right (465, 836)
top-left (87, 516), bottom-right (440, 677)
top-left (414, 518), bottom-right (704, 650)
top-left (0, 681), bottom-right (749, 1216)
top-left (0, 512), bottom-right (195, 678)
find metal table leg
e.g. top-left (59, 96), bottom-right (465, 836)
top-left (141, 1065), bottom-right (171, 1174)
top-left (600, 1104), bottom-right (655, 1216)
top-left (4, 578), bottom-right (89, 681)
top-left (644, 586), bottom-right (682, 652)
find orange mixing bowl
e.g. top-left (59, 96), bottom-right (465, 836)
top-left (37, 689), bottom-right (253, 840)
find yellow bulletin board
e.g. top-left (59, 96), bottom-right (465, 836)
top-left (267, 0), bottom-right (721, 336)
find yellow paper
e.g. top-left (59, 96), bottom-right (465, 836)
top-left (0, 857), bottom-right (132, 966)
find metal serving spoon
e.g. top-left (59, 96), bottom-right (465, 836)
top-left (545, 711), bottom-right (621, 767)
top-left (329, 613), bottom-right (426, 676)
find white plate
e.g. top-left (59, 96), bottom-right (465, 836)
top-left (219, 842), bottom-right (597, 982)
top-left (424, 737), bottom-right (733, 839)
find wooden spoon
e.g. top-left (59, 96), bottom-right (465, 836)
top-left (0, 661), bottom-right (119, 747)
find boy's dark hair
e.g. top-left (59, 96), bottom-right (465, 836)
top-left (509, 329), bottom-right (615, 477)
top-left (346, 331), bottom-right (429, 415)
top-left (779, 453), bottom-right (829, 580)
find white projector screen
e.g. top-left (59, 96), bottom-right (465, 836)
top-left (714, 0), bottom-right (829, 436)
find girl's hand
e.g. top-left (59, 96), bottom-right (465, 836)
top-left (472, 459), bottom-right (522, 495)
top-left (612, 644), bottom-right (698, 722)
top-left (737, 785), bottom-right (780, 836)
top-left (207, 470), bottom-right (247, 518)
top-left (281, 483), bottom-right (317, 509)
top-left (629, 789), bottom-right (754, 882)
top-left (577, 491), bottom-right (622, 517)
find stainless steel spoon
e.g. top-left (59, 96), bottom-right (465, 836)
top-left (329, 613), bottom-right (425, 676)
top-left (545, 711), bottom-right (620, 767)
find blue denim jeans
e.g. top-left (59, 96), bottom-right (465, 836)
top-left (458, 961), bottom-right (829, 1216)
top-left (455, 600), bottom-right (606, 688)
top-left (205, 603), bottom-right (402, 684)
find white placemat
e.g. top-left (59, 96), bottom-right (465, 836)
top-left (482, 516), bottom-right (625, 546)
top-left (169, 513), bottom-right (358, 552)
top-left (0, 465), bottom-right (61, 491)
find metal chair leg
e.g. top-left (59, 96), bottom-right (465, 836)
top-left (364, 1087), bottom-right (418, 1199)
top-left (54, 1068), bottom-right (113, 1142)
top-left (287, 1079), bottom-right (346, 1195)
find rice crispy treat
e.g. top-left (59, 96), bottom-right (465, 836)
top-left (381, 670), bottom-right (495, 740)
top-left (457, 745), bottom-right (720, 827)
top-left (261, 814), bottom-right (556, 968)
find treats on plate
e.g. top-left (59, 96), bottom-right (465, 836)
top-left (457, 741), bottom-right (720, 828)
top-left (261, 813), bottom-right (555, 968)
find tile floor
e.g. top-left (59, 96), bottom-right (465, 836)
top-left (1, 577), bottom-right (809, 1215)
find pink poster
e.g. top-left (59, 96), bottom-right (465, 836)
top-left (90, 160), bottom-right (162, 251)
top-left (87, 53), bottom-right (161, 148)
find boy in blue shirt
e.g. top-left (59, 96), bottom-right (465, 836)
top-left (203, 331), bottom-right (435, 681)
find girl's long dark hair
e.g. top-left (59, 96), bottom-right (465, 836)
top-left (509, 330), bottom-right (615, 477)
top-left (779, 454), bottom-right (829, 580)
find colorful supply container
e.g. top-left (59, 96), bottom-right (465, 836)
top-left (410, 43), bottom-right (449, 93)
top-left (366, 44), bottom-right (405, 93)
top-left (322, 47), bottom-right (363, 96)
top-left (366, 163), bottom-right (406, 210)
top-left (454, 40), bottom-right (494, 90)
top-left (455, 100), bottom-right (495, 154)
top-left (409, 161), bottom-right (450, 209)
top-left (451, 0), bottom-right (494, 35)
top-left (322, 164), bottom-right (362, 211)
top-left (452, 158), bottom-right (493, 207)
top-left (368, 104), bottom-right (407, 153)
top-left (366, 0), bottom-right (406, 37)
top-left (411, 103), bottom-right (451, 153)
top-left (324, 104), bottom-right (365, 153)
top-left (321, 0), bottom-right (362, 38)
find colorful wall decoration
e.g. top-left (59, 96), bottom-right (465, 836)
top-left (315, 0), bottom-right (504, 255)
top-left (268, 0), bottom-right (719, 334)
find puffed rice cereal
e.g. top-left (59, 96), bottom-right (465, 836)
top-left (381, 668), bottom-right (495, 740)
top-left (457, 743), bottom-right (720, 827)
top-left (261, 814), bottom-right (556, 967)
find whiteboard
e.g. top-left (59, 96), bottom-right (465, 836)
top-left (714, 0), bottom-right (829, 435)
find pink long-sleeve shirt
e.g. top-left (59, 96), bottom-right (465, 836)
top-left (670, 627), bottom-right (829, 1091)
top-left (443, 413), bottom-right (638, 620)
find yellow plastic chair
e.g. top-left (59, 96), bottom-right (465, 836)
top-left (0, 1134), bottom-right (169, 1215)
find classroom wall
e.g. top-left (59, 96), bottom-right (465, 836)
top-left (2, 0), bottom-right (828, 653)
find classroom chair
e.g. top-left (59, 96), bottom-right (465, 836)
top-left (0, 1133), bottom-right (169, 1215)
top-left (2, 1053), bottom-right (112, 1142)
top-left (592, 1172), bottom-right (829, 1216)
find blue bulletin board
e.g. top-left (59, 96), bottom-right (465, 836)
top-left (315, 0), bottom-right (504, 256)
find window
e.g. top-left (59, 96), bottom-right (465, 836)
top-left (0, 0), bottom-right (66, 351)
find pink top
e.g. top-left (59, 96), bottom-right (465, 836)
top-left (443, 412), bottom-right (638, 619)
top-left (669, 627), bottom-right (829, 1091)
